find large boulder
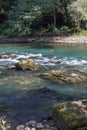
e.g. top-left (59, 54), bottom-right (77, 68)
top-left (52, 100), bottom-right (87, 130)
top-left (42, 70), bottom-right (86, 84)
top-left (15, 59), bottom-right (41, 71)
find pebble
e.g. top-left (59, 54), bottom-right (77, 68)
top-left (24, 127), bottom-right (31, 130)
top-left (16, 119), bottom-right (58, 130)
top-left (44, 124), bottom-right (50, 129)
top-left (1, 54), bottom-right (9, 59)
top-left (8, 65), bottom-right (16, 69)
top-left (36, 123), bottom-right (44, 129)
top-left (42, 120), bottom-right (48, 125)
top-left (31, 128), bottom-right (36, 130)
top-left (26, 120), bottom-right (36, 127)
top-left (16, 125), bottom-right (25, 130)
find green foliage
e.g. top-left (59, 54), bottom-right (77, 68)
top-left (0, 0), bottom-right (17, 22)
top-left (68, 0), bottom-right (87, 21)
top-left (67, 0), bottom-right (87, 31)
top-left (2, 0), bottom-right (43, 36)
top-left (1, 0), bottom-right (65, 36)
top-left (0, 0), bottom-right (87, 37)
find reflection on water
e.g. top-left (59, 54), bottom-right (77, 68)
top-left (0, 44), bottom-right (87, 127)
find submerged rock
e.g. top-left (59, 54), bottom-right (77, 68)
top-left (42, 70), bottom-right (86, 84)
top-left (15, 59), bottom-right (42, 71)
top-left (52, 99), bottom-right (87, 130)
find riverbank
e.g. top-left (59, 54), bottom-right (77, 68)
top-left (0, 36), bottom-right (87, 46)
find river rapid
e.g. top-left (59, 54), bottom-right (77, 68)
top-left (0, 44), bottom-right (87, 128)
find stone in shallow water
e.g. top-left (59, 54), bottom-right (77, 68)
top-left (16, 125), bottom-right (25, 130)
top-left (24, 127), bottom-right (31, 130)
top-left (36, 123), bottom-right (44, 129)
top-left (42, 119), bottom-right (48, 125)
top-left (8, 65), bottom-right (16, 69)
top-left (15, 59), bottom-right (42, 71)
top-left (31, 128), bottom-right (36, 130)
top-left (52, 99), bottom-right (87, 130)
top-left (42, 70), bottom-right (86, 84)
top-left (26, 120), bottom-right (36, 127)
top-left (44, 124), bottom-right (50, 129)
top-left (0, 54), bottom-right (9, 59)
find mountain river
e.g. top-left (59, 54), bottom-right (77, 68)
top-left (0, 43), bottom-right (87, 128)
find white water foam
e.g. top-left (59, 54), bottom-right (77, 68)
top-left (0, 58), bottom-right (19, 65)
top-left (60, 57), bottom-right (87, 65)
top-left (15, 53), bottom-right (42, 60)
top-left (1, 53), bottom-right (87, 67)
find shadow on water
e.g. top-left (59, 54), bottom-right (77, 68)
top-left (0, 87), bottom-right (57, 126)
top-left (17, 44), bottom-right (56, 50)
top-left (0, 81), bottom-right (87, 127)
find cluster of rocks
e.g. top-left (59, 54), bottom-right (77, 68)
top-left (16, 99), bottom-right (87, 130)
top-left (50, 36), bottom-right (87, 44)
top-left (1, 36), bottom-right (87, 45)
top-left (16, 118), bottom-right (58, 130)
top-left (0, 54), bottom-right (17, 59)
top-left (0, 55), bottom-right (87, 84)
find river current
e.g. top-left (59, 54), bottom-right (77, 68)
top-left (0, 44), bottom-right (87, 127)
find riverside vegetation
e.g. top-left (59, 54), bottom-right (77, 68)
top-left (0, 0), bottom-right (87, 37)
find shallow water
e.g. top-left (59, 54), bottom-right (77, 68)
top-left (0, 44), bottom-right (87, 127)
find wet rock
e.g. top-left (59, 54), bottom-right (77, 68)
top-left (52, 99), bottom-right (87, 130)
top-left (24, 127), bottom-right (31, 130)
top-left (0, 54), bottom-right (17, 59)
top-left (31, 128), bottom-right (36, 130)
top-left (16, 125), bottom-right (25, 130)
top-left (26, 120), bottom-right (36, 127)
top-left (36, 123), bottom-right (44, 129)
top-left (10, 54), bottom-right (17, 59)
top-left (16, 118), bottom-right (58, 130)
top-left (44, 124), bottom-right (50, 129)
top-left (0, 54), bottom-right (9, 59)
top-left (42, 120), bottom-right (48, 125)
top-left (8, 65), bottom-right (16, 69)
top-left (15, 59), bottom-right (42, 71)
top-left (42, 70), bottom-right (86, 84)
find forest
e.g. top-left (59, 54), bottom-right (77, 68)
top-left (0, 0), bottom-right (87, 37)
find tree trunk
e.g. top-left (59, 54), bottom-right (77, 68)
top-left (53, 8), bottom-right (56, 31)
top-left (74, 20), bottom-right (80, 32)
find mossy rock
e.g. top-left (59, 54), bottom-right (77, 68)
top-left (52, 100), bottom-right (87, 130)
top-left (42, 70), bottom-right (86, 84)
top-left (15, 59), bottom-right (42, 71)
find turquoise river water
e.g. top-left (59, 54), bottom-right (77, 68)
top-left (0, 44), bottom-right (87, 128)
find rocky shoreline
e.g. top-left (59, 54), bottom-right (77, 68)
top-left (0, 36), bottom-right (87, 46)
